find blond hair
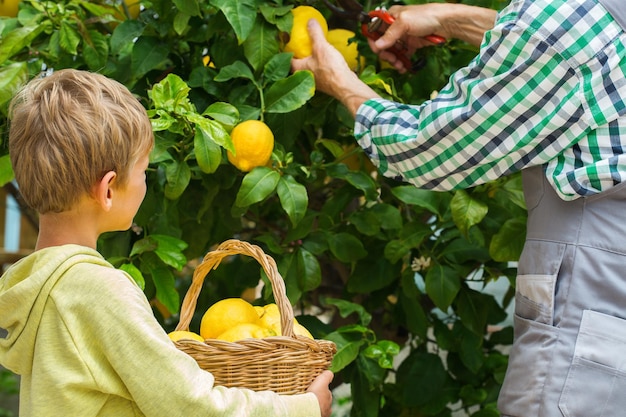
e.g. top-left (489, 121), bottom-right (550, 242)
top-left (8, 69), bottom-right (154, 214)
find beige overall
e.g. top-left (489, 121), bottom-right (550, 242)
top-left (498, 165), bottom-right (626, 416)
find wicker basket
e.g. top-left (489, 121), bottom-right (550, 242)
top-left (173, 239), bottom-right (336, 394)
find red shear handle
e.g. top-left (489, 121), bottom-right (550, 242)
top-left (365, 9), bottom-right (447, 45)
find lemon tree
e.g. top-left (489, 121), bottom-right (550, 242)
top-left (0, 0), bottom-right (519, 415)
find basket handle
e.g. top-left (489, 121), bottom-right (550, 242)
top-left (175, 239), bottom-right (295, 338)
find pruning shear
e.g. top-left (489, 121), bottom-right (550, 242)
top-left (323, 0), bottom-right (446, 72)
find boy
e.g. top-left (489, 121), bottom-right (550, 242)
top-left (0, 69), bottom-right (333, 417)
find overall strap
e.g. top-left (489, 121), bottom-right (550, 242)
top-left (598, 0), bottom-right (626, 31)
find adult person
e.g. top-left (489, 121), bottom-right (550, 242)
top-left (292, 1), bottom-right (626, 416)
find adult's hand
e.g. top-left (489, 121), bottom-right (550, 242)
top-left (371, 3), bottom-right (498, 73)
top-left (291, 19), bottom-right (380, 117)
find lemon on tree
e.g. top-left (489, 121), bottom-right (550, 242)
top-left (327, 28), bottom-right (365, 72)
top-left (200, 298), bottom-right (261, 339)
top-left (0, 0), bottom-right (20, 17)
top-left (227, 120), bottom-right (274, 172)
top-left (122, 0), bottom-right (140, 19)
top-left (283, 5), bottom-right (328, 58)
top-left (167, 330), bottom-right (205, 342)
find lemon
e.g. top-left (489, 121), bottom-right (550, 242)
top-left (216, 323), bottom-right (275, 342)
top-left (167, 330), bottom-right (205, 342)
top-left (0, 0), bottom-right (20, 17)
top-left (256, 303), bottom-right (314, 339)
top-left (121, 0), bottom-right (140, 19)
top-left (200, 298), bottom-right (261, 339)
top-left (226, 120), bottom-right (274, 172)
top-left (202, 55), bottom-right (216, 68)
top-left (293, 322), bottom-right (314, 339)
top-left (283, 5), bottom-right (328, 59)
top-left (258, 303), bottom-right (282, 335)
top-left (327, 29), bottom-right (365, 71)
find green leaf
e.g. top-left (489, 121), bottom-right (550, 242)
top-left (348, 210), bottom-right (380, 236)
top-left (296, 247), bottom-right (322, 292)
top-left (129, 237), bottom-right (157, 257)
top-left (164, 160), bottom-right (191, 200)
top-left (400, 290), bottom-right (429, 338)
top-left (323, 297), bottom-right (372, 326)
top-left (151, 234), bottom-right (188, 270)
top-left (276, 174), bottom-right (308, 226)
top-left (325, 330), bottom-right (367, 373)
top-left (173, 0), bottom-right (200, 16)
top-left (391, 185), bottom-right (444, 215)
top-left (59, 21), bottom-right (80, 55)
top-left (151, 266), bottom-right (180, 314)
top-left (82, 30), bottom-right (109, 71)
top-left (189, 113), bottom-right (234, 152)
top-left (173, 11), bottom-right (191, 36)
top-left (110, 19), bottom-right (145, 53)
top-left (325, 164), bottom-right (378, 200)
top-left (0, 62), bottom-right (27, 114)
top-left (384, 222), bottom-right (431, 263)
top-left (259, 3), bottom-right (292, 32)
top-left (263, 52), bottom-right (293, 82)
top-left (456, 288), bottom-right (491, 335)
top-left (243, 16), bottom-right (279, 71)
top-left (194, 127), bottom-right (223, 174)
top-left (264, 71), bottom-right (315, 113)
top-left (131, 36), bottom-right (170, 80)
top-left (489, 216), bottom-right (526, 262)
top-left (0, 155), bottom-right (14, 186)
top-left (425, 264), bottom-right (461, 311)
top-left (139, 252), bottom-right (180, 314)
top-left (214, 61), bottom-right (255, 82)
top-left (396, 351), bottom-right (449, 408)
top-left (348, 256), bottom-right (400, 293)
top-left (149, 73), bottom-right (193, 114)
top-left (351, 358), bottom-right (383, 416)
top-left (370, 203), bottom-right (403, 230)
top-left (211, 0), bottom-right (257, 44)
top-left (235, 166), bottom-right (280, 207)
top-left (203, 102), bottom-right (240, 130)
top-left (450, 189), bottom-right (488, 236)
top-left (120, 263), bottom-right (145, 290)
top-left (0, 24), bottom-right (47, 64)
top-left (327, 232), bottom-right (367, 262)
top-left (316, 138), bottom-right (344, 159)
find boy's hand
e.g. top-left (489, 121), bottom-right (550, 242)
top-left (306, 370), bottom-right (334, 417)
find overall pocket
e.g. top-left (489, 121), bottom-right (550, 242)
top-left (498, 242), bottom-right (564, 416)
top-left (559, 310), bottom-right (626, 417)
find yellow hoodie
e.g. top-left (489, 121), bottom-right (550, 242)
top-left (0, 245), bottom-right (320, 416)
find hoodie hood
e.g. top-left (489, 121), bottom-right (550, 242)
top-left (0, 245), bottom-right (110, 375)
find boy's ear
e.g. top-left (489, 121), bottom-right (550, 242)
top-left (94, 171), bottom-right (117, 211)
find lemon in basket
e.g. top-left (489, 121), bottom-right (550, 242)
top-left (256, 303), bottom-right (314, 339)
top-left (168, 330), bottom-right (205, 342)
top-left (200, 298), bottom-right (261, 339)
top-left (216, 323), bottom-right (275, 342)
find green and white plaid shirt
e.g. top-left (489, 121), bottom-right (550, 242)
top-left (355, 0), bottom-right (626, 200)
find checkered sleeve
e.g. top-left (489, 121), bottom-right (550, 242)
top-left (355, 8), bottom-right (590, 192)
